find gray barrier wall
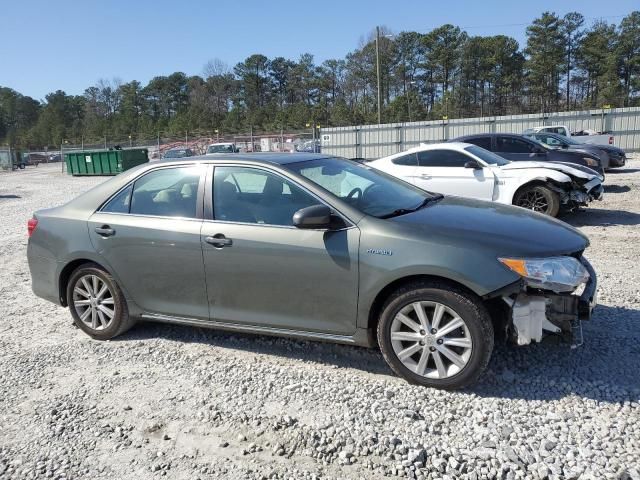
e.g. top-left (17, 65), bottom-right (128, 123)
top-left (319, 106), bottom-right (640, 159)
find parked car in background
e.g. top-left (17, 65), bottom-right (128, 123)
top-left (162, 148), bottom-right (195, 159)
top-left (523, 125), bottom-right (614, 147)
top-left (370, 143), bottom-right (603, 217)
top-left (296, 139), bottom-right (321, 153)
top-left (452, 133), bottom-right (605, 176)
top-left (27, 153), bottom-right (597, 390)
top-left (525, 131), bottom-right (626, 169)
top-left (206, 143), bottom-right (239, 154)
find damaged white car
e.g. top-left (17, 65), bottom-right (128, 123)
top-left (369, 142), bottom-right (604, 217)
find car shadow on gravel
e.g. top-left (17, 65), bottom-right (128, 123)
top-left (114, 305), bottom-right (640, 403)
top-left (115, 322), bottom-right (395, 377)
top-left (564, 208), bottom-right (640, 227)
top-left (474, 304), bottom-right (640, 403)
top-left (603, 185), bottom-right (631, 193)
top-left (606, 168), bottom-right (640, 174)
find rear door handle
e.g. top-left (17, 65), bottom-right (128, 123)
top-left (205, 235), bottom-right (233, 248)
top-left (95, 225), bottom-right (115, 237)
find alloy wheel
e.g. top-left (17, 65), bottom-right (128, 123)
top-left (516, 190), bottom-right (549, 213)
top-left (390, 301), bottom-right (473, 379)
top-left (73, 274), bottom-right (115, 331)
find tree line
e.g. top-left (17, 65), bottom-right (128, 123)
top-left (1, 10), bottom-right (639, 149)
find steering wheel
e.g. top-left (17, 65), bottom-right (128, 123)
top-left (346, 187), bottom-right (363, 203)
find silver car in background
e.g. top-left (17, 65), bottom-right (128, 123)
top-left (27, 154), bottom-right (597, 389)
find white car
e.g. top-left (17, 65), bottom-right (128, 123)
top-left (205, 142), bottom-right (238, 154)
top-left (369, 143), bottom-right (604, 217)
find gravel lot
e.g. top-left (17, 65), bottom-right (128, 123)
top-left (1, 159), bottom-right (639, 480)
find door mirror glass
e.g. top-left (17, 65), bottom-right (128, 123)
top-left (293, 205), bottom-right (331, 229)
top-left (464, 160), bottom-right (482, 169)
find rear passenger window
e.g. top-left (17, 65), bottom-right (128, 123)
top-left (464, 137), bottom-right (492, 150)
top-left (102, 185), bottom-right (132, 214)
top-left (129, 167), bottom-right (201, 218)
top-left (392, 153), bottom-right (418, 166)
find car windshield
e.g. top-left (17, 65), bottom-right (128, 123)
top-left (207, 144), bottom-right (234, 153)
top-left (464, 145), bottom-right (510, 166)
top-left (287, 157), bottom-right (440, 218)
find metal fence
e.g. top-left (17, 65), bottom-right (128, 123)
top-left (319, 106), bottom-right (640, 159)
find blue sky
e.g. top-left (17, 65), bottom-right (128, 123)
top-left (2, 0), bottom-right (637, 100)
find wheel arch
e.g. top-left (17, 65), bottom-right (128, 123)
top-left (509, 177), bottom-right (568, 204)
top-left (58, 259), bottom-right (108, 306)
top-left (366, 274), bottom-right (480, 342)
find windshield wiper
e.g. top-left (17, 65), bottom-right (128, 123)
top-left (378, 194), bottom-right (444, 219)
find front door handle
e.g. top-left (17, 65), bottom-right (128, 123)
top-left (419, 173), bottom-right (431, 179)
top-left (205, 235), bottom-right (233, 248)
top-left (95, 225), bottom-right (115, 237)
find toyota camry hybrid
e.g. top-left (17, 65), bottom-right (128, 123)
top-left (27, 153), bottom-right (597, 389)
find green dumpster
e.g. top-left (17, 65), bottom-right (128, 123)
top-left (65, 148), bottom-right (148, 176)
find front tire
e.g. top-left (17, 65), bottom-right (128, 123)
top-left (67, 265), bottom-right (134, 340)
top-left (513, 184), bottom-right (560, 217)
top-left (377, 281), bottom-right (494, 390)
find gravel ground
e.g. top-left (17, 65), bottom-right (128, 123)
top-left (1, 159), bottom-right (639, 480)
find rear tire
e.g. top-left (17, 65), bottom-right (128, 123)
top-left (513, 184), bottom-right (560, 217)
top-left (377, 281), bottom-right (494, 390)
top-left (67, 264), bottom-right (135, 340)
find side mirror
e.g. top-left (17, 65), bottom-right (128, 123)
top-left (293, 205), bottom-right (332, 229)
top-left (464, 160), bottom-right (482, 169)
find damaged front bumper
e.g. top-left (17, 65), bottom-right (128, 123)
top-left (501, 257), bottom-right (597, 347)
top-left (562, 178), bottom-right (604, 208)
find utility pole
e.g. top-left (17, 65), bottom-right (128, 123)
top-left (375, 26), bottom-right (382, 125)
top-left (157, 131), bottom-right (160, 159)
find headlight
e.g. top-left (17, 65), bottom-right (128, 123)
top-left (499, 256), bottom-right (590, 292)
top-left (582, 157), bottom-right (599, 167)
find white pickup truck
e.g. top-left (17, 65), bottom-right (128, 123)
top-left (524, 125), bottom-right (614, 146)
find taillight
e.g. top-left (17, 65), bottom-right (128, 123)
top-left (27, 218), bottom-right (38, 237)
top-left (609, 136), bottom-right (613, 145)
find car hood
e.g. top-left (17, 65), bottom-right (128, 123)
top-left (499, 161), bottom-right (601, 180)
top-left (387, 196), bottom-right (589, 257)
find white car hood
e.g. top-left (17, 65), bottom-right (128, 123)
top-left (499, 161), bottom-right (600, 180)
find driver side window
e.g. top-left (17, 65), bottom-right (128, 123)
top-left (496, 137), bottom-right (534, 153)
top-left (213, 167), bottom-right (318, 226)
top-left (417, 150), bottom-right (470, 167)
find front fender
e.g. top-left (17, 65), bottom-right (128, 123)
top-left (498, 169), bottom-right (572, 204)
top-left (356, 220), bottom-right (521, 329)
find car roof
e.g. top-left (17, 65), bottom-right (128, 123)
top-left (157, 152), bottom-right (335, 166)
top-left (456, 133), bottom-right (524, 139)
top-left (403, 142), bottom-right (473, 152)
